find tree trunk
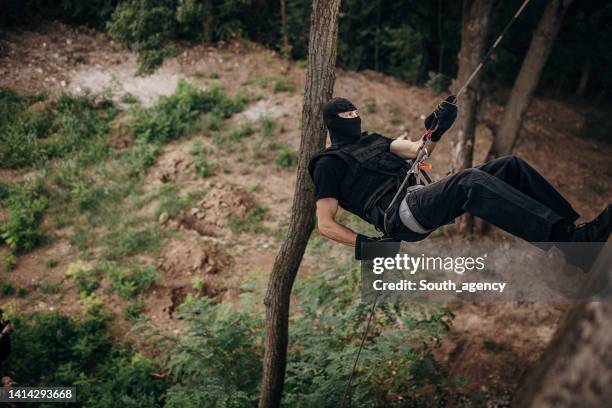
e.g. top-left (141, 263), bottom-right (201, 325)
top-left (487, 0), bottom-right (574, 160)
top-left (512, 248), bottom-right (612, 407)
top-left (449, 0), bottom-right (495, 234)
top-left (258, 1), bottom-right (341, 407)
top-left (202, 0), bottom-right (213, 43)
top-left (280, 0), bottom-right (290, 58)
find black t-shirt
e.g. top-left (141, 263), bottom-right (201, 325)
top-left (312, 155), bottom-right (347, 201)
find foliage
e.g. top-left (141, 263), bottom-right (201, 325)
top-left (274, 147), bottom-right (298, 169)
top-left (9, 309), bottom-right (166, 407)
top-left (149, 258), bottom-right (462, 406)
top-left (163, 296), bottom-right (262, 407)
top-left (226, 204), bottom-right (267, 235)
top-left (190, 140), bottom-right (215, 178)
top-left (0, 89), bottom-right (117, 169)
top-left (2, 253), bottom-right (17, 271)
top-left (282, 263), bottom-right (459, 407)
top-left (103, 221), bottom-right (163, 260)
top-left (131, 81), bottom-right (246, 144)
top-left (65, 260), bottom-right (101, 296)
top-left (0, 283), bottom-right (15, 297)
top-left (107, 0), bottom-right (178, 73)
top-left (0, 180), bottom-right (48, 253)
top-left (105, 262), bottom-right (160, 298)
top-left (154, 184), bottom-right (191, 218)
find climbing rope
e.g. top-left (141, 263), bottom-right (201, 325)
top-left (339, 292), bottom-right (380, 408)
top-left (340, 0), bottom-right (533, 405)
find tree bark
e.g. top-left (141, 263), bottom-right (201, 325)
top-left (512, 248), bottom-right (612, 407)
top-left (258, 1), bottom-right (341, 407)
top-left (449, 0), bottom-right (495, 234)
top-left (487, 0), bottom-right (574, 160)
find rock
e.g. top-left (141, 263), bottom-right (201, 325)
top-left (159, 212), bottom-right (169, 225)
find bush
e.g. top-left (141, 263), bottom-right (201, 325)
top-left (9, 310), bottom-right (165, 406)
top-left (106, 262), bottom-right (160, 298)
top-left (65, 260), bottom-right (101, 296)
top-left (0, 90), bottom-right (116, 168)
top-left (2, 253), bottom-right (17, 271)
top-left (153, 260), bottom-right (460, 406)
top-left (103, 223), bottom-right (162, 260)
top-left (274, 147), bottom-right (298, 169)
top-left (123, 299), bottom-right (145, 321)
top-left (107, 0), bottom-right (178, 74)
top-left (0, 181), bottom-right (48, 253)
top-left (282, 263), bottom-right (457, 407)
top-left (131, 81), bottom-right (246, 144)
top-left (163, 297), bottom-right (263, 406)
top-left (227, 204), bottom-right (267, 234)
top-left (0, 283), bottom-right (15, 297)
top-left (190, 140), bottom-right (215, 178)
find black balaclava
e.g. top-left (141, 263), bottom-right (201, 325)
top-left (323, 97), bottom-right (361, 146)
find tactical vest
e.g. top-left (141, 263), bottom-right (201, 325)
top-left (308, 133), bottom-right (412, 234)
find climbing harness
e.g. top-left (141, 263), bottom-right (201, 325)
top-left (340, 0), bottom-right (533, 405)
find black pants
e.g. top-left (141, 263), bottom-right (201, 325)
top-left (405, 155), bottom-right (580, 242)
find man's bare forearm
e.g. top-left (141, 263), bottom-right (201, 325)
top-left (390, 138), bottom-right (437, 160)
top-left (319, 222), bottom-right (358, 246)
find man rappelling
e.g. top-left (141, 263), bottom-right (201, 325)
top-left (309, 96), bottom-right (611, 262)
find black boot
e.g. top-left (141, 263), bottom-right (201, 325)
top-left (571, 204), bottom-right (612, 242)
top-left (561, 205), bottom-right (611, 272)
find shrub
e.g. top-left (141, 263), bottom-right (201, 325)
top-left (272, 76), bottom-right (295, 93)
top-left (274, 147), bottom-right (298, 169)
top-left (123, 299), bottom-right (145, 321)
top-left (154, 260), bottom-right (460, 406)
top-left (175, 0), bottom-right (205, 39)
top-left (0, 283), bottom-right (15, 297)
top-left (131, 81), bottom-right (245, 144)
top-left (107, 0), bottom-right (178, 74)
top-left (190, 140), bottom-right (215, 178)
top-left (9, 310), bottom-right (165, 406)
top-left (282, 263), bottom-right (457, 406)
top-left (104, 222), bottom-right (162, 260)
top-left (258, 116), bottom-right (274, 138)
top-left (227, 204), bottom-right (267, 234)
top-left (2, 253), bottom-right (17, 271)
top-left (0, 91), bottom-right (116, 168)
top-left (65, 260), bottom-right (101, 296)
top-left (106, 262), bottom-right (160, 298)
top-left (154, 184), bottom-right (191, 218)
top-left (163, 297), bottom-right (263, 406)
top-left (0, 181), bottom-right (48, 253)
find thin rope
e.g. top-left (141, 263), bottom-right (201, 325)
top-left (339, 291), bottom-right (380, 408)
top-left (456, 0), bottom-right (532, 98)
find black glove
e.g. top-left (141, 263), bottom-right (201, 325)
top-left (424, 95), bottom-right (457, 142)
top-left (355, 234), bottom-right (401, 261)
